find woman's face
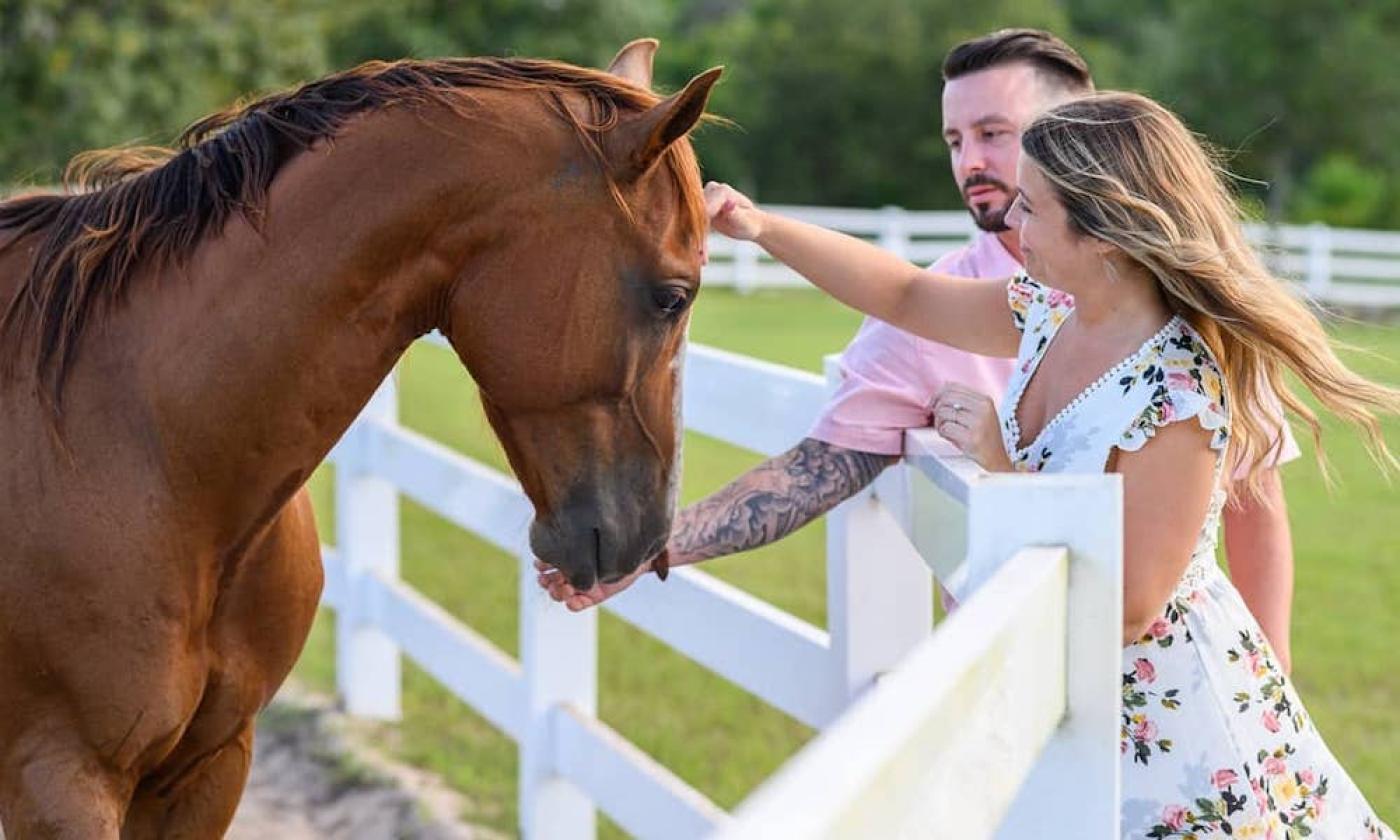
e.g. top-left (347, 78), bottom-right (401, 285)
top-left (1005, 158), bottom-right (1101, 292)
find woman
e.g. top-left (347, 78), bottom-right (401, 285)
top-left (705, 92), bottom-right (1396, 838)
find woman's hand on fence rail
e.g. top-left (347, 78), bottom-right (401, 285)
top-left (930, 384), bottom-right (1013, 473)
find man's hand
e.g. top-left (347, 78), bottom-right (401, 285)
top-left (931, 383), bottom-right (1013, 472)
top-left (535, 557), bottom-right (652, 612)
top-left (532, 438), bottom-right (895, 612)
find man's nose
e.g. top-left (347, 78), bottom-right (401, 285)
top-left (958, 152), bottom-right (987, 183)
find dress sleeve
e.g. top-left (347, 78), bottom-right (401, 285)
top-left (1006, 272), bottom-right (1042, 333)
top-left (1118, 329), bottom-right (1231, 457)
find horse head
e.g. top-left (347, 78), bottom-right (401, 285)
top-left (442, 41), bottom-right (721, 591)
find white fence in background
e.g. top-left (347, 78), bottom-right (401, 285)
top-left (703, 205), bottom-right (1400, 309)
top-left (323, 336), bottom-right (1124, 839)
top-left (5, 186), bottom-right (1396, 308)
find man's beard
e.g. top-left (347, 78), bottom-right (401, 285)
top-left (962, 174), bottom-right (1013, 233)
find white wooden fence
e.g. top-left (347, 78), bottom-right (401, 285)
top-left (4, 185), bottom-right (1397, 308)
top-left (322, 334), bottom-right (1125, 839)
top-left (703, 205), bottom-right (1400, 310)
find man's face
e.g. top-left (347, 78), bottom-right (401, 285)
top-left (941, 63), bottom-right (1051, 233)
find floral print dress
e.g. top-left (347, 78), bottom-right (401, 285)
top-left (1002, 274), bottom-right (1393, 839)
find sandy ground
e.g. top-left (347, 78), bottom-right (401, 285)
top-left (228, 686), bottom-right (502, 840)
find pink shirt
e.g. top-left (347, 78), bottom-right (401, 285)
top-left (809, 232), bottom-right (1020, 455)
top-left (808, 231), bottom-right (1300, 470)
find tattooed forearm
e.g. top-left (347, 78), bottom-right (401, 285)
top-left (667, 438), bottom-right (895, 565)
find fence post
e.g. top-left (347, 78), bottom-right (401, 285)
top-left (824, 356), bottom-right (932, 703)
top-left (334, 373), bottom-right (402, 720)
top-left (519, 552), bottom-right (598, 840)
top-left (879, 205), bottom-right (909, 261)
top-left (735, 239), bottom-right (761, 295)
top-left (1306, 221), bottom-right (1333, 299)
top-left (956, 474), bottom-right (1122, 839)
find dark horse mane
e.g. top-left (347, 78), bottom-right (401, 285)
top-left (0, 57), bottom-right (707, 411)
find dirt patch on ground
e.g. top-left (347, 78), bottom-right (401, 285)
top-left (229, 685), bottom-right (505, 840)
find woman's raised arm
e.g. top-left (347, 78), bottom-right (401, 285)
top-left (706, 182), bottom-right (1020, 358)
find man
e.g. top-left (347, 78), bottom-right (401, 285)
top-left (538, 29), bottom-right (1299, 670)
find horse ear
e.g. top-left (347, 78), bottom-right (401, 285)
top-left (606, 38), bottom-right (659, 88)
top-left (607, 67), bottom-right (723, 182)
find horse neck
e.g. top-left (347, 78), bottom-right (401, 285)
top-left (115, 105), bottom-right (526, 547)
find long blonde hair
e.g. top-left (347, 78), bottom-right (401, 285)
top-left (1021, 91), bottom-right (1399, 489)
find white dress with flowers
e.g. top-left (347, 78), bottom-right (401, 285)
top-left (1002, 274), bottom-right (1394, 840)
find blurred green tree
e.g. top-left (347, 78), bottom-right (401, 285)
top-left (679, 0), bottom-right (1070, 208)
top-left (1291, 154), bottom-right (1388, 229)
top-left (320, 0), bottom-right (677, 69)
top-left (1076, 0), bottom-right (1400, 224)
top-left (0, 0), bottom-right (330, 183)
top-left (1, 0), bottom-right (1397, 227)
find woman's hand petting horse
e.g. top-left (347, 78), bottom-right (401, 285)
top-left (705, 181), bottom-right (766, 241)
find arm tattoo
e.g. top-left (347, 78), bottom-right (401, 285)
top-left (669, 438), bottom-right (895, 564)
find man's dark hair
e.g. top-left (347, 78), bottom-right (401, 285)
top-left (942, 29), bottom-right (1094, 93)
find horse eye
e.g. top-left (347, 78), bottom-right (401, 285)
top-left (651, 285), bottom-right (690, 318)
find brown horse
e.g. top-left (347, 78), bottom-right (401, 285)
top-left (0, 40), bottom-right (717, 837)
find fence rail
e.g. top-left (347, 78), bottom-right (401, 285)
top-left (702, 205), bottom-right (1400, 309)
top-left (718, 545), bottom-right (1070, 839)
top-left (321, 336), bottom-right (1124, 839)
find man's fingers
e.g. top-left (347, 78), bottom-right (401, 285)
top-left (541, 575), bottom-right (575, 602)
top-left (537, 569), bottom-right (569, 590)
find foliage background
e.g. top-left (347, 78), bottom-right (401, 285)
top-left (4, 0), bottom-right (1400, 227)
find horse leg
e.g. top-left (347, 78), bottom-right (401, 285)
top-left (122, 489), bottom-right (322, 839)
top-left (120, 722), bottom-right (252, 840)
top-left (0, 731), bottom-right (127, 839)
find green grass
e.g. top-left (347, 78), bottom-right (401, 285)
top-left (293, 288), bottom-right (1399, 833)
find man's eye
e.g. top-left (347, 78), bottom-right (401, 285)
top-left (652, 285), bottom-right (690, 318)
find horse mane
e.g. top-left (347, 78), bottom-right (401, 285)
top-left (0, 57), bottom-right (709, 411)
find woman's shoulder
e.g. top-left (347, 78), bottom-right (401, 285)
top-left (1007, 272), bottom-right (1074, 334)
top-left (1117, 318), bottom-right (1230, 456)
